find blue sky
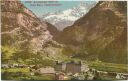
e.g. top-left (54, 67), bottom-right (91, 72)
top-left (21, 1), bottom-right (96, 17)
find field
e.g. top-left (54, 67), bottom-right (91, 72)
top-left (88, 61), bottom-right (128, 73)
top-left (1, 68), bottom-right (54, 80)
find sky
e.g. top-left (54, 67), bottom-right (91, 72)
top-left (21, 0), bottom-right (97, 17)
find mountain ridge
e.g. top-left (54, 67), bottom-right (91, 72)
top-left (55, 1), bottom-right (127, 64)
top-left (41, 2), bottom-right (97, 31)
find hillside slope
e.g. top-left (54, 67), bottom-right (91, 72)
top-left (56, 1), bottom-right (127, 64)
top-left (1, 0), bottom-right (65, 62)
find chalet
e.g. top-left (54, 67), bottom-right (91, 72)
top-left (116, 73), bottom-right (128, 80)
top-left (55, 61), bottom-right (85, 74)
top-left (55, 61), bottom-right (66, 72)
top-left (1, 64), bottom-right (9, 68)
top-left (66, 61), bottom-right (81, 74)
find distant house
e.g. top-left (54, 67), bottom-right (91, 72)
top-left (54, 62), bottom-right (63, 71)
top-left (37, 67), bottom-right (55, 75)
top-left (55, 61), bottom-right (66, 72)
top-left (55, 61), bottom-right (84, 74)
top-left (1, 64), bottom-right (9, 68)
top-left (66, 61), bottom-right (81, 74)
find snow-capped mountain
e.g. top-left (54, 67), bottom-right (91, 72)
top-left (41, 2), bottom-right (97, 31)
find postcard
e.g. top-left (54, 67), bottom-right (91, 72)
top-left (1, 0), bottom-right (128, 80)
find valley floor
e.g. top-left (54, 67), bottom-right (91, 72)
top-left (88, 61), bottom-right (128, 73)
top-left (1, 61), bottom-right (128, 80)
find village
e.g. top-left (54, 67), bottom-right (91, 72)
top-left (1, 61), bottom-right (128, 80)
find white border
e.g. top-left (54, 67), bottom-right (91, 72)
top-left (0, 0), bottom-right (1, 80)
top-left (0, 0), bottom-right (128, 81)
top-left (18, 0), bottom-right (128, 1)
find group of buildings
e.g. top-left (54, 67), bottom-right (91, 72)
top-left (54, 61), bottom-right (86, 74)
top-left (35, 61), bottom-right (128, 80)
top-left (36, 61), bottom-right (88, 80)
top-left (2, 61), bottom-right (128, 80)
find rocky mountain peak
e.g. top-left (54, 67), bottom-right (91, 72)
top-left (41, 2), bottom-right (97, 31)
top-left (97, 1), bottom-right (127, 13)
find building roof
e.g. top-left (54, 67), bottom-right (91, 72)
top-left (56, 61), bottom-right (82, 65)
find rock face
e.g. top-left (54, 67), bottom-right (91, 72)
top-left (1, 0), bottom-right (53, 52)
top-left (56, 1), bottom-right (127, 64)
top-left (45, 22), bottom-right (60, 41)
